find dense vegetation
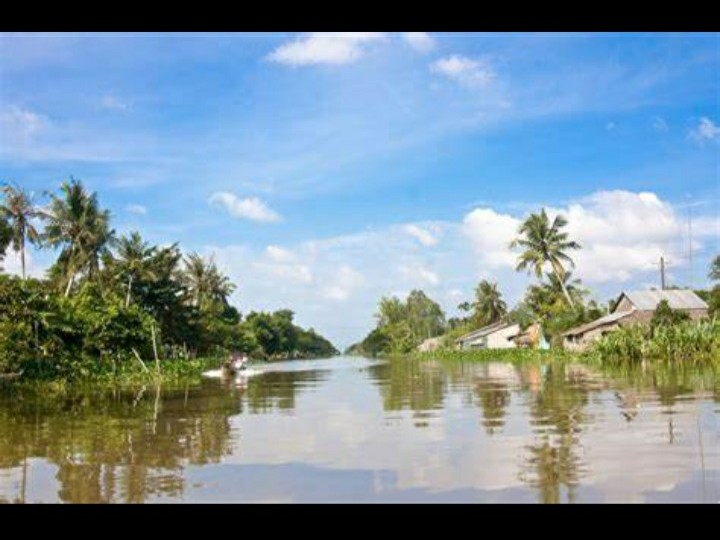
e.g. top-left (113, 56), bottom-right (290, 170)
top-left (0, 179), bottom-right (337, 381)
top-left (588, 300), bottom-right (718, 366)
top-left (349, 207), bottom-right (718, 362)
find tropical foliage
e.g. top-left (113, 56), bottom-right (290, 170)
top-left (510, 209), bottom-right (580, 307)
top-left (347, 289), bottom-right (446, 356)
top-left (0, 183), bottom-right (43, 279)
top-left (0, 178), bottom-right (337, 380)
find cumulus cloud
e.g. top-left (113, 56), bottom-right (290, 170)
top-left (267, 33), bottom-right (385, 66)
top-left (253, 245), bottom-right (313, 284)
top-left (208, 192), bottom-right (281, 223)
top-left (402, 32), bottom-right (436, 53)
top-left (463, 190), bottom-right (713, 284)
top-left (322, 265), bottom-right (365, 301)
top-left (0, 105), bottom-right (46, 139)
top-left (100, 95), bottom-right (128, 112)
top-left (126, 203), bottom-right (147, 215)
top-left (689, 117), bottom-right (720, 142)
top-left (1, 249), bottom-right (43, 278)
top-left (200, 189), bottom-right (714, 348)
top-left (400, 265), bottom-right (440, 286)
top-left (462, 208), bottom-right (519, 268)
top-left (403, 224), bottom-right (438, 246)
top-left (430, 55), bottom-right (495, 87)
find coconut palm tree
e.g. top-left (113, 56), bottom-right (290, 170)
top-left (43, 178), bottom-right (114, 296)
top-left (113, 232), bottom-right (158, 307)
top-left (472, 280), bottom-right (507, 326)
top-left (510, 209), bottom-right (581, 308)
top-left (0, 217), bottom-right (11, 272)
top-left (181, 252), bottom-right (236, 310)
top-left (544, 271), bottom-right (586, 307)
top-left (0, 182), bottom-right (44, 279)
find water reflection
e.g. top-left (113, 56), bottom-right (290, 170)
top-left (0, 357), bottom-right (718, 503)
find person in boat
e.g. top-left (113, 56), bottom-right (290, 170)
top-left (222, 352), bottom-right (249, 375)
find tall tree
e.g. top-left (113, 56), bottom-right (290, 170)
top-left (0, 217), bottom-right (11, 272)
top-left (0, 182), bottom-right (44, 279)
top-left (472, 280), bottom-right (507, 327)
top-left (710, 255), bottom-right (720, 281)
top-left (112, 232), bottom-right (157, 307)
top-left (43, 178), bottom-right (114, 296)
top-left (181, 252), bottom-right (236, 311)
top-left (510, 209), bottom-right (581, 308)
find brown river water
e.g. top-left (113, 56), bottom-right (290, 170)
top-left (0, 356), bottom-right (718, 503)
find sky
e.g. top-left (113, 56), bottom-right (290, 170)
top-left (1, 32), bottom-right (719, 349)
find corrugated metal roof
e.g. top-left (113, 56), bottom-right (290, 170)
top-left (456, 321), bottom-right (516, 343)
top-left (562, 311), bottom-right (633, 337)
top-left (618, 289), bottom-right (708, 311)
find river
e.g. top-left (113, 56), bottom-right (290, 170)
top-left (0, 356), bottom-right (718, 503)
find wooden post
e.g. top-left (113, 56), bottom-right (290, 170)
top-left (151, 323), bottom-right (160, 373)
top-left (131, 348), bottom-right (149, 372)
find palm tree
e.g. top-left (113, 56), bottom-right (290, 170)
top-left (510, 209), bottom-right (581, 308)
top-left (0, 182), bottom-right (44, 279)
top-left (43, 178), bottom-right (114, 296)
top-left (181, 252), bottom-right (236, 310)
top-left (544, 271), bottom-right (586, 307)
top-left (472, 280), bottom-right (507, 326)
top-left (113, 232), bottom-right (157, 307)
top-left (0, 217), bottom-right (11, 272)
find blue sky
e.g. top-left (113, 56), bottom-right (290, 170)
top-left (1, 32), bottom-right (719, 347)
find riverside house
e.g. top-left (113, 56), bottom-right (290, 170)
top-left (563, 289), bottom-right (709, 352)
top-left (456, 321), bottom-right (520, 350)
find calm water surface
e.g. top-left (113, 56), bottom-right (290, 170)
top-left (1, 356), bottom-right (718, 503)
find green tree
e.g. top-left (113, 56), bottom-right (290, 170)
top-left (0, 217), bottom-right (11, 272)
top-left (710, 255), bottom-right (720, 281)
top-left (510, 209), bottom-right (581, 307)
top-left (0, 182), bottom-right (44, 279)
top-left (650, 299), bottom-right (690, 329)
top-left (472, 280), bottom-right (507, 327)
top-left (111, 232), bottom-right (157, 307)
top-left (43, 178), bottom-right (114, 296)
top-left (181, 253), bottom-right (236, 311)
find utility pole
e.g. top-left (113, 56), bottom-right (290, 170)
top-left (688, 205), bottom-right (693, 289)
top-left (660, 256), bottom-right (666, 290)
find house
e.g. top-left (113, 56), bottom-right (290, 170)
top-left (563, 289), bottom-right (709, 352)
top-left (512, 322), bottom-right (549, 349)
top-left (417, 336), bottom-right (442, 352)
top-left (456, 321), bottom-right (520, 350)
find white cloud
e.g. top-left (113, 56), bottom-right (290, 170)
top-left (403, 224), bottom-right (438, 246)
top-left (462, 208), bottom-right (519, 268)
top-left (0, 105), bottom-right (46, 139)
top-left (462, 190), bottom-right (716, 285)
top-left (652, 117), bottom-right (669, 132)
top-left (208, 192), bottom-right (281, 223)
top-left (126, 204), bottom-right (147, 215)
top-left (100, 95), bottom-right (128, 112)
top-left (1, 249), bottom-right (43, 278)
top-left (689, 117), bottom-right (720, 142)
top-left (400, 265), bottom-right (440, 286)
top-left (430, 55), bottom-right (495, 87)
top-left (402, 32), bottom-right (436, 53)
top-left (203, 190), bottom-right (715, 349)
top-left (605, 121), bottom-right (616, 131)
top-left (322, 265), bottom-right (365, 301)
top-left (267, 33), bottom-right (385, 66)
